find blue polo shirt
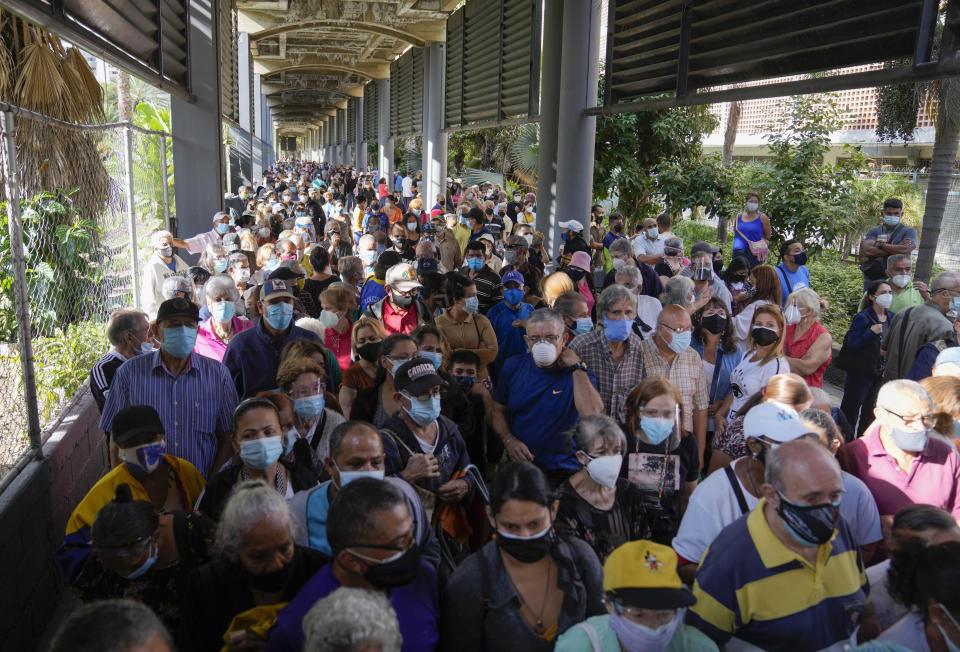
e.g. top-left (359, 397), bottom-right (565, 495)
top-left (493, 353), bottom-right (597, 472)
top-left (222, 319), bottom-right (320, 398)
top-left (267, 562), bottom-right (439, 652)
top-left (486, 300), bottom-right (535, 382)
top-left (602, 232), bottom-right (624, 249)
top-left (687, 498), bottom-right (868, 651)
top-left (775, 263), bottom-right (810, 306)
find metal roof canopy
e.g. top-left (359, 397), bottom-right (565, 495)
top-left (592, 0), bottom-right (960, 115)
top-left (1, 0), bottom-right (192, 100)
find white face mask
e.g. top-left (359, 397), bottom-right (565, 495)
top-left (531, 341), bottom-right (559, 367)
top-left (318, 309), bottom-right (340, 330)
top-left (875, 293), bottom-right (894, 309)
top-left (891, 274), bottom-right (911, 288)
top-left (582, 454), bottom-right (622, 488)
top-left (234, 268), bottom-right (251, 283)
top-left (784, 304), bottom-right (802, 325)
top-left (745, 201), bottom-right (759, 212)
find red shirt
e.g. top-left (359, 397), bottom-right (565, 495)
top-left (383, 299), bottom-right (419, 335)
top-left (785, 320), bottom-right (831, 388)
top-left (324, 322), bottom-right (353, 372)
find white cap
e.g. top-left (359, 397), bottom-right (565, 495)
top-left (743, 401), bottom-right (812, 444)
top-left (385, 262), bottom-right (422, 293)
top-left (558, 219), bottom-right (584, 232)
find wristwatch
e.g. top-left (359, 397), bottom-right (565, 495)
top-left (569, 361), bottom-right (588, 373)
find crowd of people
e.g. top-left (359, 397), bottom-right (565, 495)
top-left (50, 160), bottom-right (960, 652)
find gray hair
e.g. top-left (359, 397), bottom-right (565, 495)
top-left (799, 408), bottom-right (842, 447)
top-left (214, 480), bottom-right (296, 557)
top-left (338, 256), bottom-right (363, 282)
top-left (151, 229), bottom-right (173, 248)
top-left (161, 274), bottom-right (194, 300)
top-left (106, 309), bottom-right (146, 346)
top-left (203, 242), bottom-right (227, 260)
top-left (931, 271), bottom-right (960, 293)
top-left (886, 253), bottom-right (912, 271)
top-left (303, 587), bottom-right (402, 652)
top-left (358, 234), bottom-right (376, 250)
top-left (227, 252), bottom-right (248, 270)
top-left (609, 238), bottom-right (633, 258)
top-left (614, 264), bottom-right (642, 287)
top-left (786, 287), bottom-right (823, 318)
top-left (204, 274), bottom-right (239, 303)
top-left (877, 379), bottom-right (933, 412)
top-left (572, 413), bottom-right (627, 453)
top-left (659, 275), bottom-right (695, 307)
top-left (525, 307), bottom-right (566, 333)
top-left (596, 284), bottom-right (636, 317)
top-left (765, 438), bottom-right (840, 492)
top-left (48, 599), bottom-right (174, 652)
top-left (416, 240), bottom-right (438, 257)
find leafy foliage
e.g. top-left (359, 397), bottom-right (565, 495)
top-left (808, 250), bottom-right (866, 336)
top-left (656, 155), bottom-right (741, 228)
top-left (26, 321), bottom-right (109, 421)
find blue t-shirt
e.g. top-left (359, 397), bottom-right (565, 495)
top-left (775, 263), bottom-right (810, 306)
top-left (486, 300), bottom-right (535, 382)
top-left (493, 354), bottom-right (597, 472)
top-left (268, 563), bottom-right (439, 652)
top-left (602, 232), bottom-right (625, 249)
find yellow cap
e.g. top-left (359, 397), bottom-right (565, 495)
top-left (603, 540), bottom-right (696, 609)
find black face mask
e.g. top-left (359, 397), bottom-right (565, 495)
top-left (776, 493), bottom-right (840, 546)
top-left (792, 251), bottom-right (808, 266)
top-left (751, 326), bottom-right (779, 347)
top-left (240, 559), bottom-right (294, 593)
top-left (701, 314), bottom-right (728, 335)
top-left (357, 341), bottom-right (381, 363)
top-left (612, 223), bottom-right (623, 233)
top-left (713, 259), bottom-right (724, 274)
top-left (566, 269), bottom-right (585, 283)
top-left (392, 237), bottom-right (405, 250)
top-left (496, 526), bottom-right (554, 563)
top-left (357, 545), bottom-right (422, 589)
top-left (392, 292), bottom-right (414, 309)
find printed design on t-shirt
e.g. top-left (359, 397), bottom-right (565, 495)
top-left (628, 453), bottom-right (681, 494)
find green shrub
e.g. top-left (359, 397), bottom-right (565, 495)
top-left (808, 251), bottom-right (864, 336)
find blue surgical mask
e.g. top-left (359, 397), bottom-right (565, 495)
top-left (459, 216), bottom-right (470, 226)
top-left (574, 317), bottom-right (594, 335)
top-left (217, 223), bottom-right (230, 234)
top-left (239, 436), bottom-right (284, 470)
top-left (641, 416), bottom-right (675, 445)
top-left (211, 300), bottom-right (235, 323)
top-left (453, 375), bottom-right (475, 391)
top-left (294, 394), bottom-right (326, 421)
top-left (466, 257), bottom-right (484, 272)
top-left (118, 440), bottom-right (166, 474)
top-left (123, 543), bottom-right (159, 580)
top-left (390, 359), bottom-right (407, 376)
top-left (161, 325), bottom-right (198, 358)
top-left (214, 258), bottom-right (228, 273)
top-left (883, 214), bottom-right (901, 228)
top-left (504, 288), bottom-right (525, 306)
top-left (951, 297), bottom-right (960, 314)
top-left (265, 256), bottom-right (280, 271)
top-left (420, 350), bottom-right (444, 370)
top-left (603, 315), bottom-right (631, 342)
top-left (403, 393), bottom-right (442, 426)
top-left (265, 302), bottom-right (293, 331)
top-left (464, 296), bottom-right (480, 314)
top-left (333, 461), bottom-right (385, 487)
top-left (667, 330), bottom-right (691, 354)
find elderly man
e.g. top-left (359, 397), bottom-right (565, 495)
top-left (908, 310), bottom-right (960, 380)
top-left (357, 233), bottom-right (379, 278)
top-left (846, 379), bottom-right (960, 523)
top-left (641, 305), bottom-right (709, 467)
top-left (415, 240), bottom-right (446, 274)
top-left (492, 308), bottom-right (603, 485)
top-left (268, 478), bottom-right (440, 652)
top-left (500, 234), bottom-right (543, 290)
top-left (614, 264), bottom-right (662, 340)
top-left (688, 439), bottom-right (876, 650)
top-left (568, 285), bottom-right (645, 422)
top-left (680, 242), bottom-right (732, 312)
top-left (431, 214), bottom-right (462, 272)
top-left (223, 279), bottom-right (320, 399)
top-left (632, 216), bottom-right (667, 265)
top-left (603, 237), bottom-right (664, 299)
top-left (170, 211), bottom-right (232, 255)
top-left (362, 262), bottom-right (434, 334)
top-left (288, 420), bottom-right (440, 566)
top-left (486, 270), bottom-right (535, 382)
top-left (141, 230), bottom-right (189, 318)
top-left (99, 298), bottom-right (238, 477)
top-left (90, 309), bottom-right (152, 414)
top-left (883, 271), bottom-right (960, 380)
top-left (886, 253), bottom-right (930, 312)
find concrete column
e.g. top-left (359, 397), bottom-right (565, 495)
top-left (422, 42), bottom-right (447, 205)
top-left (553, 0), bottom-right (601, 258)
top-left (331, 113), bottom-right (339, 166)
top-left (355, 97), bottom-right (366, 170)
top-left (171, 0), bottom-right (223, 243)
top-left (377, 78), bottom-right (393, 189)
top-left (537, 0), bottom-right (564, 256)
top-left (237, 32), bottom-right (253, 184)
top-left (338, 108), bottom-right (347, 167)
top-left (252, 73), bottom-right (263, 180)
top-left (324, 120), bottom-right (331, 163)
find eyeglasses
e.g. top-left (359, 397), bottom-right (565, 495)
top-left (659, 324), bottom-right (693, 334)
top-left (526, 334), bottom-right (562, 344)
top-left (882, 407), bottom-right (935, 428)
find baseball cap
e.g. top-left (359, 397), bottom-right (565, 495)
top-left (691, 241), bottom-right (720, 257)
top-left (111, 405), bottom-right (164, 447)
top-left (743, 401), bottom-right (813, 444)
top-left (261, 278), bottom-right (295, 301)
top-left (934, 346), bottom-right (960, 370)
top-left (395, 357), bottom-right (448, 395)
top-left (603, 540), bottom-right (696, 609)
top-left (385, 262), bottom-right (422, 292)
top-left (558, 220), bottom-right (584, 232)
top-left (156, 297), bottom-right (199, 323)
top-left (479, 233), bottom-right (496, 246)
top-left (271, 202), bottom-right (285, 213)
top-left (417, 257), bottom-right (439, 275)
top-left (502, 270), bottom-right (525, 286)
top-left (569, 251), bottom-right (592, 272)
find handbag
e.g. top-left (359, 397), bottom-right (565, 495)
top-left (735, 214), bottom-right (768, 262)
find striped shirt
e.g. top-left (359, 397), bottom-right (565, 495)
top-left (461, 265), bottom-right (502, 314)
top-left (568, 329), bottom-right (645, 423)
top-left (98, 350), bottom-right (239, 477)
top-left (687, 498), bottom-right (868, 651)
top-left (89, 350), bottom-right (128, 413)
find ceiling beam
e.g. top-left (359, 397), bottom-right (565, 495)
top-left (254, 58), bottom-right (389, 79)
top-left (250, 19), bottom-right (435, 48)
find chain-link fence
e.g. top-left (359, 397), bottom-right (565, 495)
top-left (0, 101), bottom-right (171, 486)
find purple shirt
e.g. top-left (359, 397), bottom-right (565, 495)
top-left (845, 425), bottom-right (960, 519)
top-left (267, 562), bottom-right (439, 652)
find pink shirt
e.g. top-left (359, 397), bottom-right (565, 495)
top-left (576, 278), bottom-right (595, 315)
top-left (324, 322), bottom-right (353, 371)
top-left (845, 424), bottom-right (960, 519)
top-left (194, 316), bottom-right (253, 362)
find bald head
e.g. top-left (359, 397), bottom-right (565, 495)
top-left (658, 304), bottom-right (691, 328)
top-left (765, 438), bottom-right (842, 505)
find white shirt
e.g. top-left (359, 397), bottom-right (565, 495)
top-left (867, 559), bottom-right (906, 632)
top-left (636, 295), bottom-right (663, 339)
top-left (879, 612), bottom-right (932, 652)
top-left (401, 176), bottom-right (414, 198)
top-left (727, 354), bottom-right (790, 419)
top-left (732, 300), bottom-right (772, 345)
top-left (184, 228), bottom-right (222, 255)
top-left (141, 251), bottom-right (189, 319)
top-left (632, 233), bottom-right (666, 258)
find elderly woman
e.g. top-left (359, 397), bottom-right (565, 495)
top-left (73, 484), bottom-right (214, 635)
top-left (141, 229), bottom-right (189, 318)
top-left (280, 337), bottom-right (343, 395)
top-left (200, 242), bottom-right (229, 276)
top-left (276, 358), bottom-right (346, 472)
top-left (303, 587), bottom-right (403, 652)
top-left (659, 275), bottom-right (696, 312)
top-left (179, 481), bottom-right (329, 652)
top-left (318, 283), bottom-right (356, 372)
top-left (621, 379), bottom-right (700, 543)
top-left (554, 415), bottom-right (650, 562)
top-left (227, 252), bottom-right (252, 312)
top-left (339, 317), bottom-right (387, 419)
top-left (198, 398), bottom-right (318, 521)
top-left (194, 275), bottom-right (253, 362)
top-left (920, 375), bottom-right (960, 451)
top-left (161, 274), bottom-right (197, 306)
top-left (614, 264), bottom-right (661, 339)
top-left (253, 242), bottom-right (279, 284)
top-left (441, 462), bottom-right (604, 651)
top-left (783, 287), bottom-right (833, 388)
